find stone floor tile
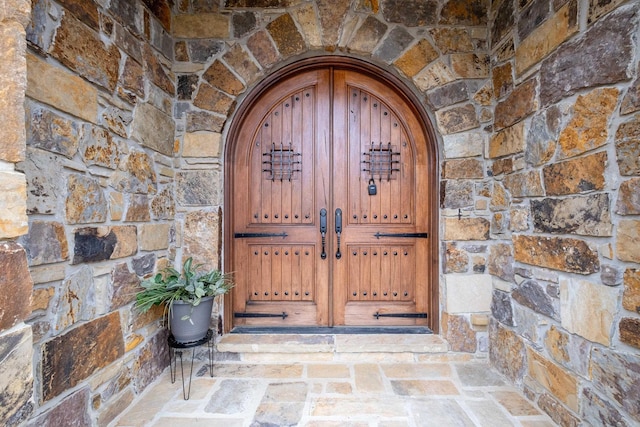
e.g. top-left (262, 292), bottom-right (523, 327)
top-left (211, 363), bottom-right (304, 378)
top-left (310, 396), bottom-right (408, 417)
top-left (326, 381), bottom-right (353, 394)
top-left (391, 379), bottom-right (460, 396)
top-left (113, 374), bottom-right (179, 426)
top-left (354, 363), bottom-right (385, 393)
top-left (410, 399), bottom-right (476, 427)
top-left (253, 401), bottom-right (305, 426)
top-left (306, 363), bottom-right (350, 378)
top-left (381, 362), bottom-right (451, 378)
top-left (150, 417), bottom-right (244, 427)
top-left (491, 390), bottom-right (543, 416)
top-left (464, 399), bottom-right (516, 426)
top-left (454, 362), bottom-right (507, 387)
top-left (204, 379), bottom-right (264, 414)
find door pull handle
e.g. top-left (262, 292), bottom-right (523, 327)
top-left (320, 208), bottom-right (327, 259)
top-left (335, 208), bottom-right (342, 259)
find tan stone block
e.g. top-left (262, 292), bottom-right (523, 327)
top-left (247, 30), bottom-right (279, 68)
top-left (558, 88), bottom-right (619, 159)
top-left (31, 286), bottom-right (55, 312)
top-left (436, 103), bottom-right (479, 135)
top-left (494, 79), bottom-right (537, 131)
top-left (202, 60), bottom-right (244, 96)
top-left (444, 217), bottom-right (490, 241)
top-left (0, 171), bottom-right (28, 238)
top-left (471, 313), bottom-right (490, 326)
top-left (560, 278), bottom-right (617, 346)
top-left (617, 220), bottom-right (640, 263)
top-left (223, 44), bottom-right (260, 86)
top-left (26, 54), bottom-right (97, 123)
top-left (1, 0), bottom-right (31, 26)
top-left (623, 268), bottom-right (640, 313)
top-left (111, 226), bottom-right (138, 259)
top-left (182, 132), bottom-right (221, 158)
top-left (183, 211), bottom-right (220, 271)
top-left (193, 82), bottom-right (235, 116)
top-left (110, 192), bottom-right (124, 221)
top-left (381, 363), bottom-right (451, 378)
top-left (451, 53), bottom-right (489, 78)
top-left (30, 263), bottom-right (66, 284)
top-left (172, 14), bottom-right (229, 39)
top-left (50, 14), bottom-right (120, 91)
top-left (493, 61), bottom-right (513, 99)
top-left (139, 223), bottom-right (170, 251)
top-left (0, 22), bottom-right (27, 163)
top-left (131, 102), bottom-right (175, 157)
top-left (413, 60), bottom-right (456, 92)
top-left (442, 131), bottom-right (485, 158)
top-left (125, 333), bottom-right (145, 353)
top-left (317, 0), bottom-right (351, 48)
top-left (429, 28), bottom-right (474, 54)
top-left (441, 312), bottom-right (477, 352)
top-left (489, 121), bottom-right (525, 158)
top-left (394, 38), bottom-right (439, 78)
top-left (307, 364), bottom-right (350, 378)
top-left (445, 274), bottom-right (493, 313)
top-left (543, 151), bottom-right (606, 196)
top-left (514, 235), bottom-right (599, 274)
top-left (353, 364), bottom-right (384, 393)
top-left (527, 348), bottom-right (578, 411)
top-left (293, 4), bottom-right (323, 49)
top-left (515, 1), bottom-right (578, 75)
top-left (267, 13), bottom-right (305, 57)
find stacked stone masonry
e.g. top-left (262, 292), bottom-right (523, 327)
top-left (0, 0), bottom-right (637, 425)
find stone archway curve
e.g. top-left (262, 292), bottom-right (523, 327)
top-left (223, 55), bottom-right (441, 333)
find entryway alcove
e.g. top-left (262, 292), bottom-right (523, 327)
top-left (224, 56), bottom-right (440, 333)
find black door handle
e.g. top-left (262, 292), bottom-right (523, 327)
top-left (320, 208), bottom-right (327, 259)
top-left (335, 208), bottom-right (342, 259)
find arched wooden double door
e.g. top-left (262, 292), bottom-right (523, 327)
top-left (226, 60), bottom-right (437, 331)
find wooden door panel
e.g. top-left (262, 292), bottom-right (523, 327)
top-left (333, 70), bottom-right (430, 326)
top-left (232, 70), bottom-right (331, 326)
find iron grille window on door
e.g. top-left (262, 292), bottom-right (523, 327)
top-left (362, 142), bottom-right (400, 181)
top-left (263, 142), bottom-right (301, 181)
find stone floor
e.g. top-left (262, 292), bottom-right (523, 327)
top-left (110, 334), bottom-right (557, 427)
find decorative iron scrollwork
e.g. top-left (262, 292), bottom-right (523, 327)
top-left (263, 142), bottom-right (301, 181)
top-left (362, 142), bottom-right (400, 181)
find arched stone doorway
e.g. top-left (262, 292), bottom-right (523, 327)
top-left (224, 56), bottom-right (439, 333)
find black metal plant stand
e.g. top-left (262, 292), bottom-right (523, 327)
top-left (167, 329), bottom-right (214, 400)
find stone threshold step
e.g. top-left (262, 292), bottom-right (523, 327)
top-left (216, 333), bottom-right (448, 354)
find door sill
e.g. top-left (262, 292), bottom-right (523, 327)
top-left (230, 326), bottom-right (433, 334)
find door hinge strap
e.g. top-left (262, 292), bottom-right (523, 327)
top-left (234, 232), bottom-right (288, 239)
top-left (374, 232), bottom-right (428, 239)
top-left (373, 312), bottom-right (428, 319)
top-left (234, 312), bottom-right (288, 319)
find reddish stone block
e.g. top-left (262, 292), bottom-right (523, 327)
top-left (41, 312), bottom-right (124, 401)
top-left (0, 242), bottom-right (33, 329)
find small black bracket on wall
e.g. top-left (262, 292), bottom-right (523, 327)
top-left (458, 208), bottom-right (462, 220)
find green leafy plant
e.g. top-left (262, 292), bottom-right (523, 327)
top-left (135, 257), bottom-right (234, 321)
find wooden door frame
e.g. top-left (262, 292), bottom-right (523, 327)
top-left (223, 55), bottom-right (440, 333)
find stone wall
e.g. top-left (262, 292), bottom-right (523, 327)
top-left (0, 0), bottom-right (36, 425)
top-left (487, 0), bottom-right (640, 424)
top-left (17, 0), bottom-right (177, 425)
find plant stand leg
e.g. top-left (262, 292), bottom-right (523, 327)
top-left (169, 347), bottom-right (177, 383)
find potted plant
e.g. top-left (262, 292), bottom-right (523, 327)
top-left (135, 257), bottom-right (234, 343)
